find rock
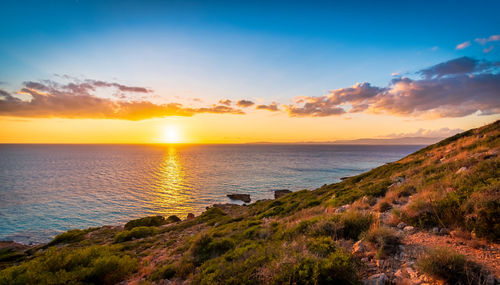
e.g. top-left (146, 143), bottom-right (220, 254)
top-left (439, 228), bottom-right (449, 235)
top-left (227, 194), bottom-right (251, 203)
top-left (456, 166), bottom-right (467, 174)
top-left (186, 213), bottom-right (195, 220)
top-left (403, 226), bottom-right (415, 233)
top-left (340, 176), bottom-right (351, 181)
top-left (432, 227), bottom-right (439, 234)
top-left (335, 204), bottom-right (351, 213)
top-left (397, 222), bottom-right (407, 229)
top-left (394, 268), bottom-right (408, 279)
top-left (361, 257), bottom-right (369, 262)
top-left (364, 273), bottom-right (388, 285)
top-left (274, 189), bottom-right (292, 199)
top-left (352, 240), bottom-right (367, 255)
top-left (393, 176), bottom-right (405, 184)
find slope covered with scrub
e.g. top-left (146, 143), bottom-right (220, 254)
top-left (0, 120), bottom-right (499, 285)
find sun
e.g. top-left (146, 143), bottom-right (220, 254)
top-left (162, 125), bottom-right (182, 143)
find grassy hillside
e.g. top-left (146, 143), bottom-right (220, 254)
top-left (1, 120), bottom-right (499, 285)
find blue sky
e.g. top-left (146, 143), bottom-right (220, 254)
top-left (1, 0), bottom-right (499, 103)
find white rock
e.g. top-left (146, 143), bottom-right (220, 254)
top-left (403, 226), bottom-right (415, 233)
top-left (397, 222), bottom-right (407, 229)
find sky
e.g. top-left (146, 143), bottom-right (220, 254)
top-left (0, 0), bottom-right (499, 143)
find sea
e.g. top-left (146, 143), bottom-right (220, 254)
top-left (0, 144), bottom-right (423, 244)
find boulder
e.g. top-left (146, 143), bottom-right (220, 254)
top-left (186, 213), bottom-right (195, 220)
top-left (364, 273), bottom-right (388, 285)
top-left (403, 226), bottom-right (415, 233)
top-left (274, 189), bottom-right (292, 199)
top-left (456, 166), bottom-right (467, 174)
top-left (397, 222), bottom-right (407, 229)
top-left (432, 227), bottom-right (439, 234)
top-left (335, 204), bottom-right (351, 213)
top-left (227, 194), bottom-right (251, 203)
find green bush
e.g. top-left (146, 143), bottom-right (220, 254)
top-left (418, 247), bottom-right (485, 284)
top-left (306, 237), bottom-right (336, 257)
top-left (463, 186), bottom-right (500, 241)
top-left (166, 215), bottom-right (181, 223)
top-left (124, 215), bottom-right (167, 230)
top-left (190, 234), bottom-right (234, 265)
top-left (339, 210), bottom-right (374, 240)
top-left (48, 229), bottom-right (86, 245)
top-left (114, 226), bottom-right (156, 243)
top-left (363, 226), bottom-right (400, 258)
top-left (272, 249), bottom-right (358, 285)
top-left (0, 246), bottom-right (137, 285)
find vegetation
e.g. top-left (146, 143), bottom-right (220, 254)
top-left (0, 246), bottom-right (137, 285)
top-left (0, 120), bottom-right (498, 284)
top-left (418, 247), bottom-right (486, 284)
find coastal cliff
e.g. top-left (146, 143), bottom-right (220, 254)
top-left (1, 120), bottom-right (499, 285)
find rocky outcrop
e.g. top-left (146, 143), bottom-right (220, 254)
top-left (274, 189), bottom-right (292, 199)
top-left (227, 194), bottom-right (251, 203)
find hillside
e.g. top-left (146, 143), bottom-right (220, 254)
top-left (1, 120), bottom-right (499, 285)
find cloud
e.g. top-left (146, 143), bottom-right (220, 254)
top-left (475, 34), bottom-right (500, 45)
top-left (218, 99), bottom-right (232, 106)
top-left (456, 41), bottom-right (471, 50)
top-left (484, 46), bottom-right (495, 53)
top-left (236, 100), bottom-right (255, 107)
top-left (256, 102), bottom-right (279, 112)
top-left (285, 82), bottom-right (383, 117)
top-left (0, 80), bottom-right (244, 120)
top-left (285, 57), bottom-right (500, 118)
top-left (384, 127), bottom-right (464, 139)
top-left (417, 57), bottom-right (495, 78)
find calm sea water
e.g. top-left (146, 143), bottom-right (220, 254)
top-left (0, 144), bottom-right (422, 244)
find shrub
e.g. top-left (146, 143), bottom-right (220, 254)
top-left (114, 226), bottom-right (156, 243)
top-left (199, 207), bottom-right (229, 225)
top-left (363, 226), bottom-right (401, 258)
top-left (463, 186), bottom-right (500, 241)
top-left (124, 216), bottom-right (167, 230)
top-left (190, 234), bottom-right (234, 265)
top-left (339, 210), bottom-right (374, 240)
top-left (166, 215), bottom-right (181, 223)
top-left (272, 249), bottom-right (358, 284)
top-left (377, 200), bottom-right (392, 212)
top-left (418, 247), bottom-right (485, 284)
top-left (48, 229), bottom-right (86, 245)
top-left (0, 246), bottom-right (137, 285)
top-left (306, 237), bottom-right (336, 257)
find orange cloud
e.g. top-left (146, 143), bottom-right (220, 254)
top-left (456, 41), bottom-right (471, 50)
top-left (0, 81), bottom-right (244, 120)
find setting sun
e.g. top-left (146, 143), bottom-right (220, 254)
top-left (162, 125), bottom-right (182, 143)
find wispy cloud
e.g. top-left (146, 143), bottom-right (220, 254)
top-left (456, 41), bottom-right (471, 50)
top-left (0, 80), bottom-right (244, 120)
top-left (475, 34), bottom-right (500, 45)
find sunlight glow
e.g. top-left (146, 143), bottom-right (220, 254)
top-left (162, 125), bottom-right (182, 143)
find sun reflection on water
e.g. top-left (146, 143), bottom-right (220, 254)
top-left (151, 146), bottom-right (194, 217)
